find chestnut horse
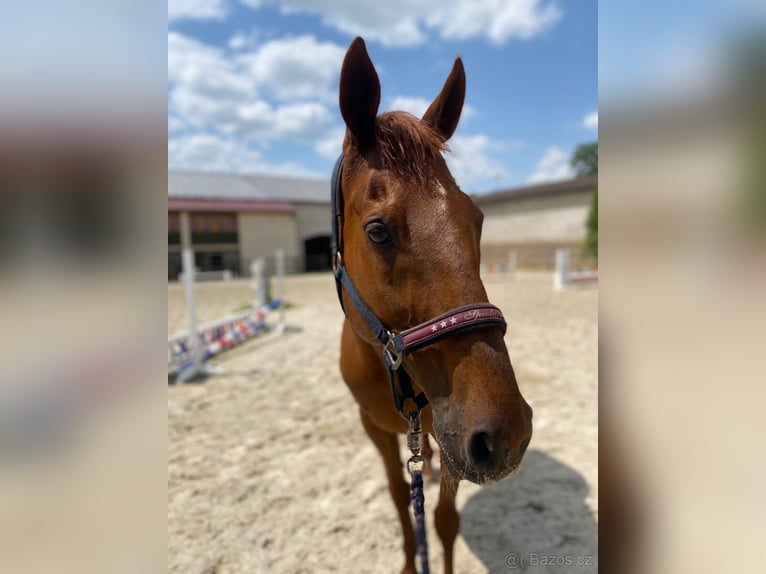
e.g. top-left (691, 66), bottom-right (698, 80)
top-left (335, 37), bottom-right (533, 574)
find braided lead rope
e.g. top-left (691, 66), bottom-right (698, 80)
top-left (407, 412), bottom-right (430, 574)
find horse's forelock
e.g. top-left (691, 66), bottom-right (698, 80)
top-left (347, 112), bottom-right (449, 184)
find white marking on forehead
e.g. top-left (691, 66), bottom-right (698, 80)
top-left (434, 183), bottom-right (447, 214)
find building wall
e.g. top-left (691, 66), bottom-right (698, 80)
top-left (238, 212), bottom-right (301, 273)
top-left (293, 202), bottom-right (333, 271)
top-left (293, 203), bottom-right (331, 241)
top-left (477, 188), bottom-right (596, 270)
top-left (479, 189), bottom-right (593, 244)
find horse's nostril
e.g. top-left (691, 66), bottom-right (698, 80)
top-left (468, 430), bottom-right (495, 472)
top-left (520, 436), bottom-right (531, 455)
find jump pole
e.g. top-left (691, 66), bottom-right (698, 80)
top-left (251, 257), bottom-right (267, 309)
top-left (554, 248), bottom-right (569, 290)
top-left (553, 247), bottom-right (598, 289)
top-left (275, 248), bottom-right (286, 334)
top-left (176, 210), bottom-right (220, 383)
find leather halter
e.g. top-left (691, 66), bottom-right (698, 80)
top-left (331, 153), bottom-right (507, 416)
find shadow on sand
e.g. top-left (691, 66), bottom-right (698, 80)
top-left (461, 449), bottom-right (597, 573)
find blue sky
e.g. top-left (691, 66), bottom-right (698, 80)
top-left (168, 0), bottom-right (597, 194)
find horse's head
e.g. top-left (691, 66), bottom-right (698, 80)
top-left (337, 37), bottom-right (532, 484)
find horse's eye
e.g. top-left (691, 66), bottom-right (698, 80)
top-left (365, 222), bottom-right (391, 245)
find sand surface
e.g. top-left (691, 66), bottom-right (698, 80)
top-left (168, 272), bottom-right (597, 573)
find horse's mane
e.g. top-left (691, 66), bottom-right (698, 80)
top-left (348, 111), bottom-right (449, 184)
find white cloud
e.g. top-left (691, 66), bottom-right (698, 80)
top-left (239, 0), bottom-right (562, 46)
top-left (168, 33), bottom-right (340, 142)
top-left (314, 127), bottom-right (346, 160)
top-left (241, 0), bottom-right (426, 46)
top-left (426, 0), bottom-right (562, 44)
top-left (169, 0), bottom-right (227, 21)
top-left (168, 32), bottom-right (252, 99)
top-left (527, 146), bottom-right (574, 183)
top-left (170, 86), bottom-right (241, 129)
top-left (582, 110), bottom-right (598, 130)
top-left (169, 133), bottom-right (318, 176)
top-left (228, 30), bottom-right (263, 51)
top-left (171, 87), bottom-right (333, 140)
top-left (238, 36), bottom-right (345, 102)
top-left (168, 116), bottom-right (187, 133)
top-left (169, 133), bottom-right (262, 172)
top-left (228, 33), bottom-right (248, 51)
top-left (446, 134), bottom-right (508, 189)
top-left (387, 97), bottom-right (432, 118)
top-left (236, 101), bottom-right (333, 140)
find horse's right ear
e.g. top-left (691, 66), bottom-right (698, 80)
top-left (339, 37), bottom-right (380, 155)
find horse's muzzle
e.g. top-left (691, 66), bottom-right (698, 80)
top-left (434, 400), bottom-right (533, 485)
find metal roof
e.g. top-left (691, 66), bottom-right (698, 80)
top-left (168, 169), bottom-right (330, 205)
top-left (167, 198), bottom-right (294, 213)
top-left (474, 175), bottom-right (597, 205)
top-left (168, 169), bottom-right (597, 208)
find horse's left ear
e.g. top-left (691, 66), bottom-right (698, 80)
top-left (421, 57), bottom-right (465, 142)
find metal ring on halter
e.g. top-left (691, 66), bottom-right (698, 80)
top-left (383, 332), bottom-right (403, 369)
top-left (332, 251), bottom-right (342, 272)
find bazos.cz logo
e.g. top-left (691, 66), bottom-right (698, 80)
top-left (505, 552), bottom-right (594, 569)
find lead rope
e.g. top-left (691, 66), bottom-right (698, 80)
top-left (406, 411), bottom-right (430, 574)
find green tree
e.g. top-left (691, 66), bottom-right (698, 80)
top-left (571, 142), bottom-right (598, 258)
top-left (570, 142), bottom-right (598, 176)
top-left (585, 187), bottom-right (598, 258)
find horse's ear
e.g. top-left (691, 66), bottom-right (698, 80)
top-left (421, 57), bottom-right (465, 142)
top-left (339, 37), bottom-right (380, 155)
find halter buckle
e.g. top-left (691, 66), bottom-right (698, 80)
top-left (383, 331), bottom-right (403, 370)
top-left (332, 251), bottom-right (342, 272)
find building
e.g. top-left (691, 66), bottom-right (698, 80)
top-left (167, 169), bottom-right (596, 278)
top-left (474, 175), bottom-right (597, 270)
top-left (168, 170), bottom-right (332, 279)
